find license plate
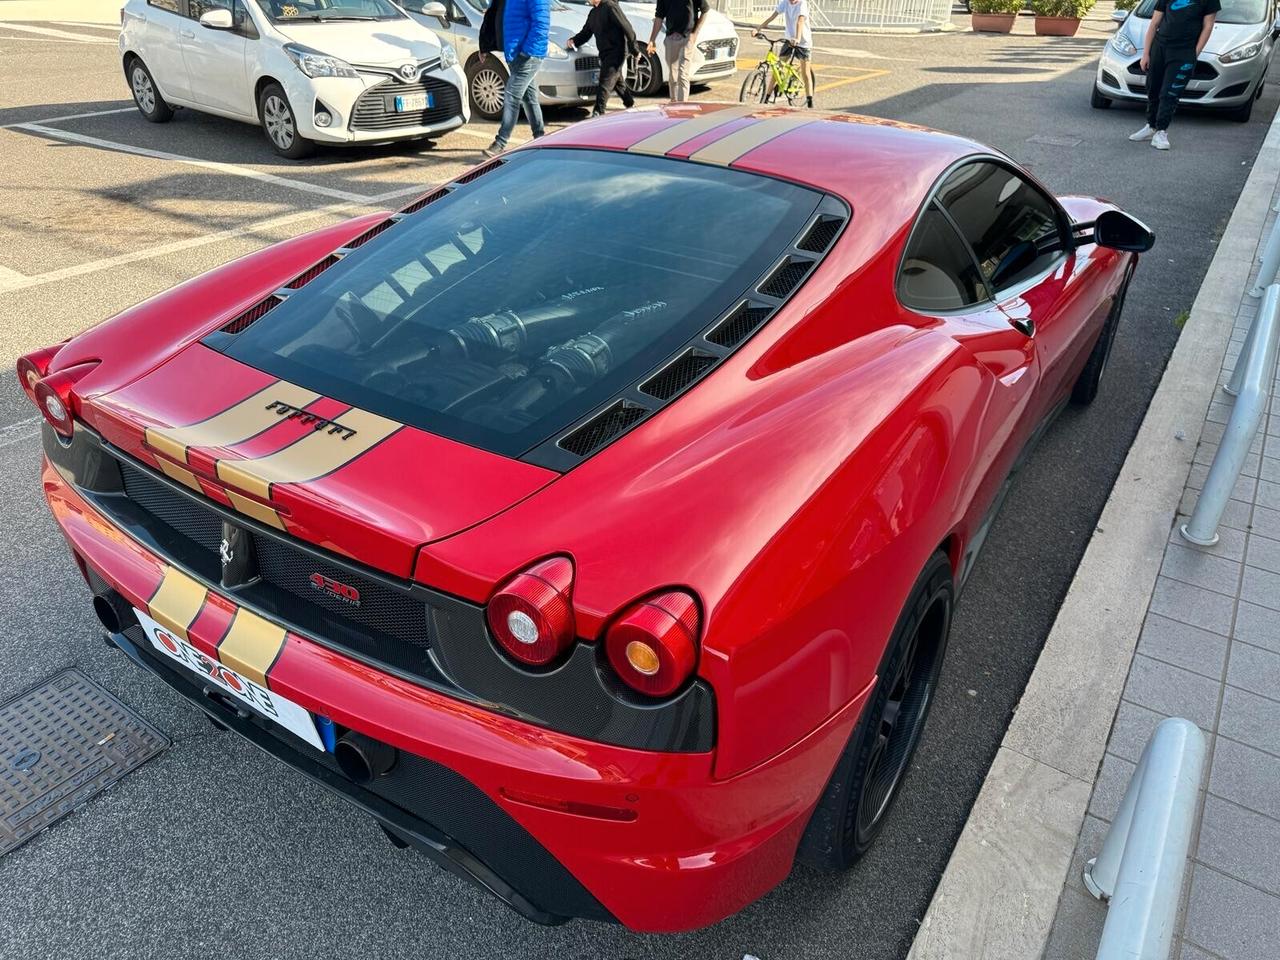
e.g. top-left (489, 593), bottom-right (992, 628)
top-left (135, 608), bottom-right (324, 751)
top-left (394, 92), bottom-right (432, 112)
top-left (592, 69), bottom-right (600, 83)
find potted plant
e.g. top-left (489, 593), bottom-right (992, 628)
top-left (1030, 0), bottom-right (1096, 35)
top-left (970, 0), bottom-right (1022, 32)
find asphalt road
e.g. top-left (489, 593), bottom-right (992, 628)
top-left (0, 7), bottom-right (1274, 959)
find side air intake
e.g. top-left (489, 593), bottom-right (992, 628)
top-left (285, 255), bottom-right (340, 289)
top-left (640, 350), bottom-right (718, 401)
top-left (456, 159), bottom-right (502, 185)
top-left (759, 256), bottom-right (816, 300)
top-left (345, 218), bottom-right (395, 249)
top-left (559, 401), bottom-right (648, 457)
top-left (797, 214), bottom-right (845, 253)
top-left (221, 296), bottom-right (282, 335)
top-left (401, 186), bottom-right (449, 215)
top-left (707, 301), bottom-right (772, 348)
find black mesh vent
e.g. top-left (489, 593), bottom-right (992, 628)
top-left (639, 351), bottom-right (717, 401)
top-left (797, 215), bottom-right (844, 253)
top-left (759, 257), bottom-right (815, 299)
top-left (707, 302), bottom-right (772, 348)
top-left (346, 218), bottom-right (394, 249)
top-left (559, 401), bottom-right (647, 457)
top-left (221, 296), bottom-right (282, 335)
top-left (119, 462), bottom-right (222, 551)
top-left (456, 160), bottom-right (501, 185)
top-left (401, 186), bottom-right (449, 214)
top-left (285, 255), bottom-right (340, 289)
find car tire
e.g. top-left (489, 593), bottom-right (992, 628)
top-left (1071, 263), bottom-right (1131, 406)
top-left (1090, 85), bottom-right (1112, 109)
top-left (466, 58), bottom-right (509, 122)
top-left (797, 550), bottom-right (954, 870)
top-left (1228, 92), bottom-right (1255, 123)
top-left (127, 57), bottom-right (174, 123)
top-left (625, 50), bottom-right (664, 97)
top-left (258, 83), bottom-right (313, 159)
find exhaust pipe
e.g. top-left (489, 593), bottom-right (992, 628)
top-left (93, 591), bottom-right (132, 635)
top-left (335, 731), bottom-right (397, 784)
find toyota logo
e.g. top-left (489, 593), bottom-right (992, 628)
top-left (399, 63), bottom-right (418, 81)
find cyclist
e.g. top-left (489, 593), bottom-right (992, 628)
top-left (754, 0), bottom-right (814, 108)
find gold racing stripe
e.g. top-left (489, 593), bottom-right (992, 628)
top-left (215, 407), bottom-right (402, 501)
top-left (626, 104), bottom-right (758, 157)
top-left (226, 490), bottom-right (287, 531)
top-left (217, 607), bottom-right (288, 687)
top-left (156, 457), bottom-right (203, 494)
top-left (148, 567), bottom-right (208, 642)
top-left (687, 114), bottom-right (821, 167)
top-left (145, 381), bottom-right (321, 466)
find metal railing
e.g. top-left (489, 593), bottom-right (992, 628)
top-left (1181, 282), bottom-right (1280, 546)
top-left (1083, 717), bottom-right (1206, 960)
top-left (715, 0), bottom-right (952, 31)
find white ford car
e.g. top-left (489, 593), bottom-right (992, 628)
top-left (120, 0), bottom-right (469, 157)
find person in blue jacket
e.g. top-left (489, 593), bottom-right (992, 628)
top-left (483, 0), bottom-right (551, 157)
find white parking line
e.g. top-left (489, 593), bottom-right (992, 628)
top-left (0, 22), bottom-right (116, 42)
top-left (0, 265), bottom-right (27, 285)
top-left (52, 21), bottom-right (121, 31)
top-left (1, 107), bottom-right (135, 130)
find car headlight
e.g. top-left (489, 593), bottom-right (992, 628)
top-left (1110, 33), bottom-right (1137, 56)
top-left (283, 43), bottom-right (360, 79)
top-left (1220, 39), bottom-right (1263, 63)
top-left (439, 40), bottom-right (457, 69)
top-left (545, 41), bottom-right (569, 60)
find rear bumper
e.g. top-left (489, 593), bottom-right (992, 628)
top-left (43, 457), bottom-right (869, 932)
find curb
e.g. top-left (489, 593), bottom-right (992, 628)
top-left (907, 111), bottom-right (1280, 959)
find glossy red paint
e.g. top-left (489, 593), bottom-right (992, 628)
top-left (28, 106), bottom-right (1140, 930)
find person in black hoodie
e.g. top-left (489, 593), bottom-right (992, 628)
top-left (566, 0), bottom-right (636, 116)
top-left (478, 0), bottom-right (505, 66)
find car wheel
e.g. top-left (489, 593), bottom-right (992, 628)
top-left (1071, 264), bottom-right (1131, 406)
top-left (797, 550), bottom-right (954, 870)
top-left (258, 83), bottom-right (313, 159)
top-left (1090, 85), bottom-right (1112, 109)
top-left (127, 57), bottom-right (173, 123)
top-left (625, 50), bottom-right (663, 97)
top-left (1228, 93), bottom-right (1255, 123)
top-left (466, 58), bottom-right (508, 122)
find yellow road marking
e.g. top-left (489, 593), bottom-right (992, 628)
top-left (816, 67), bottom-right (889, 93)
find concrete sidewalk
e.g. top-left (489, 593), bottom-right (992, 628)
top-left (911, 102), bottom-right (1280, 960)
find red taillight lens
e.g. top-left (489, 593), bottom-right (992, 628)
top-left (486, 556), bottom-right (575, 666)
top-left (32, 362), bottom-right (96, 439)
top-left (605, 591), bottom-right (700, 698)
top-left (16, 345), bottom-right (63, 403)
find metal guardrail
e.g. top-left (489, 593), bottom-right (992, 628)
top-left (1180, 282), bottom-right (1280, 546)
top-left (1249, 201), bottom-right (1280, 298)
top-left (1083, 717), bottom-right (1206, 960)
top-left (715, 0), bottom-right (952, 31)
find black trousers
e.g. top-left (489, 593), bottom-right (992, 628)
top-left (1146, 42), bottom-right (1197, 131)
top-left (594, 57), bottom-right (634, 116)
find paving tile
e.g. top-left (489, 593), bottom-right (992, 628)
top-left (1197, 795), bottom-right (1280, 897)
top-left (1234, 600), bottom-right (1280, 654)
top-left (1209, 737), bottom-right (1280, 820)
top-left (1123, 655), bottom-right (1222, 729)
top-left (1226, 642), bottom-right (1280, 701)
top-left (1171, 518), bottom-right (1247, 562)
top-left (1150, 577), bottom-right (1238, 636)
top-left (1088, 751), bottom-right (1137, 822)
top-left (1260, 479), bottom-right (1280, 510)
top-left (1220, 685), bottom-right (1280, 757)
top-left (1185, 865), bottom-right (1280, 960)
top-left (1042, 886), bottom-right (1107, 960)
top-left (1245, 534), bottom-right (1280, 575)
top-left (1138, 614), bottom-right (1230, 680)
top-left (1262, 456), bottom-right (1280, 484)
top-left (1109, 700), bottom-right (1171, 763)
top-left (1250, 505), bottom-right (1280, 541)
top-left (1206, 401), bottom-right (1234, 426)
top-left (1180, 942), bottom-right (1216, 960)
top-left (1193, 444), bottom-right (1261, 480)
top-left (1161, 543), bottom-right (1244, 597)
top-left (1177, 492), bottom-right (1254, 533)
top-left (1062, 813), bottom-right (1109, 895)
top-left (1186, 464), bottom-right (1258, 503)
top-left (1241, 565), bottom-right (1280, 612)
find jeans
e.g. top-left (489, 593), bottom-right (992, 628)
top-left (1146, 42), bottom-right (1196, 131)
top-left (495, 53), bottom-right (545, 148)
top-left (594, 57), bottom-right (634, 115)
top-left (664, 32), bottom-right (704, 102)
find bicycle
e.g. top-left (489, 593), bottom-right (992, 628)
top-left (738, 34), bottom-right (811, 106)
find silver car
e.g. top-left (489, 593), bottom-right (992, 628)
top-left (402, 0), bottom-right (601, 118)
top-left (1094, 0), bottom-right (1279, 122)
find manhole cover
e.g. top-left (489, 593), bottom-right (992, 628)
top-left (0, 669), bottom-right (168, 856)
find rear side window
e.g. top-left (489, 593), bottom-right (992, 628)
top-left (937, 161), bottom-right (1064, 294)
top-left (899, 202), bottom-right (987, 312)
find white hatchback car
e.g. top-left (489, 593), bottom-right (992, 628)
top-left (120, 0), bottom-right (469, 157)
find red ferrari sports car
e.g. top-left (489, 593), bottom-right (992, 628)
top-left (21, 103), bottom-right (1152, 933)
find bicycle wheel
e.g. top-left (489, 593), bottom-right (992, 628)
top-left (781, 68), bottom-right (803, 105)
top-left (739, 67), bottom-right (768, 104)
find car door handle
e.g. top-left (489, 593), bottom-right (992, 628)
top-left (180, 28), bottom-right (195, 38)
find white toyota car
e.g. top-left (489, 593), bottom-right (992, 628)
top-left (120, 0), bottom-right (469, 157)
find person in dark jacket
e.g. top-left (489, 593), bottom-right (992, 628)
top-left (483, 0), bottom-right (551, 157)
top-left (567, 0), bottom-right (636, 116)
top-left (478, 0), bottom-right (505, 59)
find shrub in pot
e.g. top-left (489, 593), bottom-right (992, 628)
top-left (970, 0), bottom-right (1022, 33)
top-left (1029, 0), bottom-right (1096, 35)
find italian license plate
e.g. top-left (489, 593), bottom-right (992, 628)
top-left (592, 69), bottom-right (600, 82)
top-left (134, 608), bottom-right (324, 751)
top-left (394, 92), bottom-right (433, 112)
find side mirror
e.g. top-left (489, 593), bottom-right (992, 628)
top-left (199, 6), bottom-right (235, 28)
top-left (421, 0), bottom-right (447, 14)
top-left (1093, 209), bottom-right (1155, 252)
top-left (1111, 8), bottom-right (1128, 21)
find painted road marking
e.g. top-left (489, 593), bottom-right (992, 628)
top-left (0, 22), bottom-right (115, 42)
top-left (1, 106), bottom-right (135, 129)
top-left (816, 67), bottom-right (890, 93)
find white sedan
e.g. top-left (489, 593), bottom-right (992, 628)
top-left (120, 0), bottom-right (469, 158)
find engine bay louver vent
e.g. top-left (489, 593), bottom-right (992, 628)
top-left (559, 401), bottom-right (648, 457)
top-left (759, 256), bottom-right (816, 300)
top-left (707, 302), bottom-right (772, 348)
top-left (797, 214), bottom-right (844, 253)
top-left (456, 159), bottom-right (502, 185)
top-left (285, 254), bottom-right (340, 289)
top-left (640, 350), bottom-right (718, 401)
top-left (345, 218), bottom-right (395, 249)
top-left (401, 186), bottom-right (450, 215)
top-left (220, 295), bottom-right (283, 335)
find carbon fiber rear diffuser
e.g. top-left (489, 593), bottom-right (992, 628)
top-left (0, 669), bottom-right (168, 856)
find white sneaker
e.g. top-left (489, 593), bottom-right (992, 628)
top-left (1129, 124), bottom-right (1155, 141)
top-left (1152, 130), bottom-right (1170, 150)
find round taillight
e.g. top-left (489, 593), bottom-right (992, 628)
top-left (486, 556), bottom-right (575, 666)
top-left (34, 369), bottom-right (87, 439)
top-left (605, 591), bottom-right (700, 698)
top-left (16, 345), bottom-right (62, 402)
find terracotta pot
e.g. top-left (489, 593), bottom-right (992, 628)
top-left (1034, 15), bottom-right (1082, 35)
top-left (971, 12), bottom-right (1017, 31)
